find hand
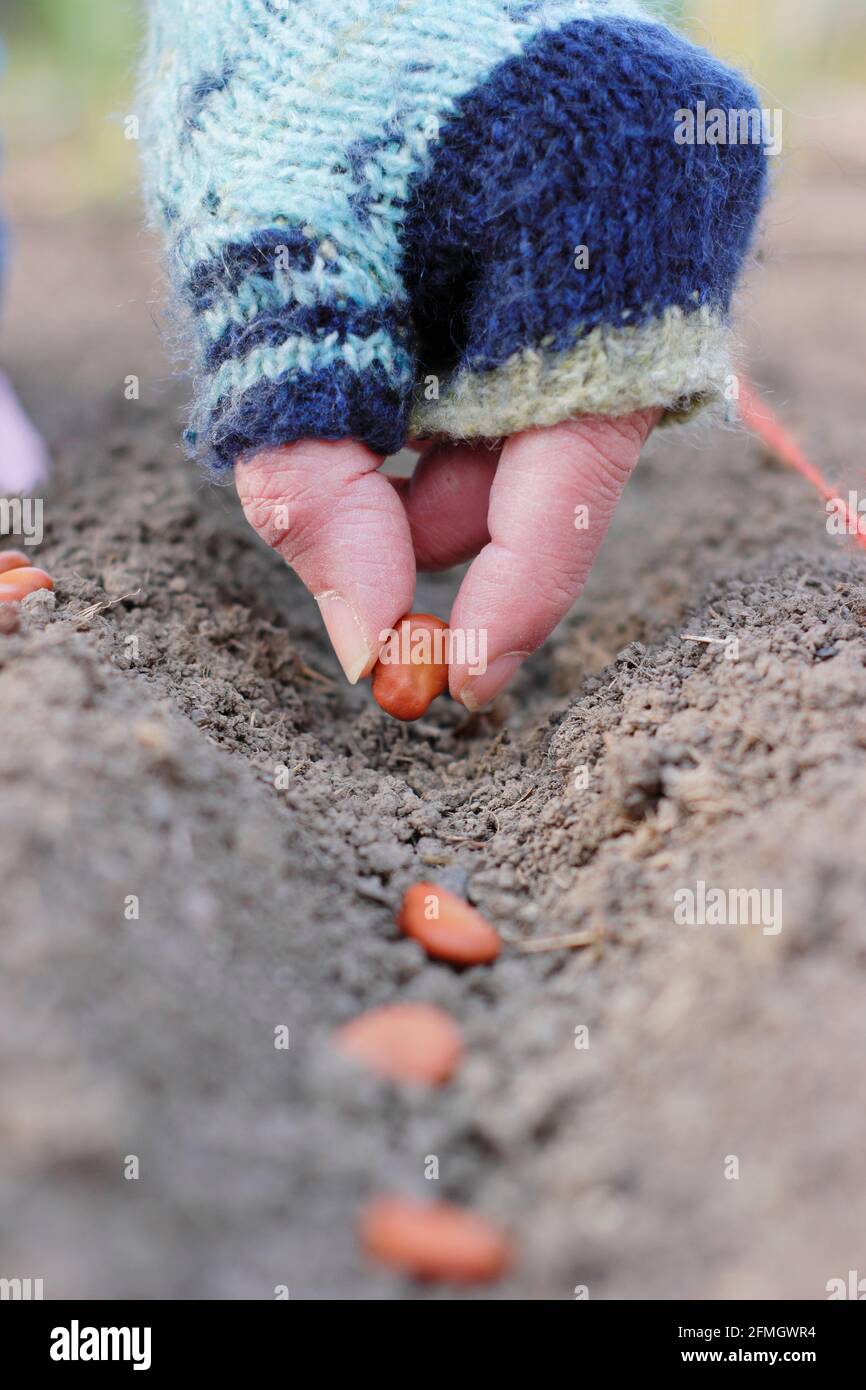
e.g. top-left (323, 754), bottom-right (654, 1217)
top-left (235, 407), bottom-right (660, 709)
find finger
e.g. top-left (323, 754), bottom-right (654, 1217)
top-left (449, 409), bottom-right (660, 708)
top-left (394, 441), bottom-right (501, 571)
top-left (236, 438), bottom-right (416, 684)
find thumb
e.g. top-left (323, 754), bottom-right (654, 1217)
top-left (236, 439), bottom-right (416, 683)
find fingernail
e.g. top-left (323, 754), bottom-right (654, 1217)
top-left (459, 652), bottom-right (528, 710)
top-left (315, 592), bottom-right (374, 684)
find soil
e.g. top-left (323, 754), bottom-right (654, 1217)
top-left (2, 139), bottom-right (866, 1299)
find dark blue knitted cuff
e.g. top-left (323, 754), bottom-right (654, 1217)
top-left (405, 17), bottom-right (769, 438)
top-left (196, 360), bottom-right (411, 469)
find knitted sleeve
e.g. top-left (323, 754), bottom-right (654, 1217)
top-left (140, 0), bottom-right (768, 471)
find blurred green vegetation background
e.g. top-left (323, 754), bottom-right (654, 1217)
top-left (1, 0), bottom-right (141, 211)
top-left (2, 0), bottom-right (866, 214)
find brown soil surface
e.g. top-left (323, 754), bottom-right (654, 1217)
top-left (2, 141), bottom-right (865, 1298)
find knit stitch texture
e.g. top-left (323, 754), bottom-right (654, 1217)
top-left (140, 0), bottom-right (768, 470)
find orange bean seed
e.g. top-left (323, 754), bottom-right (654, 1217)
top-left (359, 1195), bottom-right (512, 1284)
top-left (0, 550), bottom-right (31, 575)
top-left (371, 613), bottom-right (449, 721)
top-left (398, 882), bottom-right (501, 965)
top-left (334, 1002), bottom-right (463, 1086)
top-left (0, 566), bottom-right (54, 603)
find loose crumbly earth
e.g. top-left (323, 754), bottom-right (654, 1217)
top-left (1, 150), bottom-right (865, 1299)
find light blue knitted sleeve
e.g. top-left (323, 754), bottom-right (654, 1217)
top-left (140, 0), bottom-right (767, 471)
